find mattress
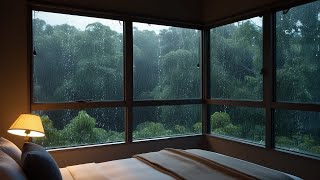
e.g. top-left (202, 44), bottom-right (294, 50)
top-left (60, 149), bottom-right (302, 180)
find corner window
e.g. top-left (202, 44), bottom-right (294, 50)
top-left (209, 16), bottom-right (264, 145)
top-left (275, 1), bottom-right (320, 157)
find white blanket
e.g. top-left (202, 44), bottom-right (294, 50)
top-left (60, 149), bottom-right (301, 180)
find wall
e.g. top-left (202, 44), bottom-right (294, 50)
top-left (202, 0), bottom-right (311, 25)
top-left (0, 0), bottom-right (319, 177)
top-left (0, 0), bottom-right (28, 147)
top-left (205, 135), bottom-right (320, 179)
top-left (39, 0), bottom-right (202, 25)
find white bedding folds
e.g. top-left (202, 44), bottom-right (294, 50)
top-left (60, 149), bottom-right (302, 180)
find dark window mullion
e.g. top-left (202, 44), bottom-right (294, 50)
top-left (206, 99), bottom-right (264, 108)
top-left (263, 12), bottom-right (275, 149)
top-left (133, 99), bottom-right (202, 107)
top-left (202, 28), bottom-right (210, 134)
top-left (31, 101), bottom-right (125, 111)
top-left (124, 21), bottom-right (133, 143)
top-left (271, 102), bottom-right (320, 112)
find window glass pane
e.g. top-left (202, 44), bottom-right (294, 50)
top-left (133, 105), bottom-right (201, 140)
top-left (210, 17), bottom-right (263, 100)
top-left (133, 23), bottom-right (201, 100)
top-left (275, 110), bottom-right (320, 157)
top-left (33, 11), bottom-right (123, 103)
top-left (33, 108), bottom-right (124, 149)
top-left (210, 105), bottom-right (265, 144)
top-left (276, 1), bottom-right (320, 103)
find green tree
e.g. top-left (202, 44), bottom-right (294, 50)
top-left (133, 122), bottom-right (172, 139)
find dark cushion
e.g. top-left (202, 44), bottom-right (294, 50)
top-left (0, 137), bottom-right (22, 166)
top-left (21, 142), bottom-right (62, 180)
top-left (0, 150), bottom-right (27, 180)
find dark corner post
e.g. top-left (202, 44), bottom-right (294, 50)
top-left (124, 21), bottom-right (133, 144)
top-left (263, 12), bottom-right (275, 149)
top-left (202, 28), bottom-right (210, 135)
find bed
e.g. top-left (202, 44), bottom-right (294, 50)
top-left (0, 137), bottom-right (302, 180)
top-left (60, 148), bottom-right (301, 180)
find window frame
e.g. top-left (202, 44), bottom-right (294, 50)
top-left (205, 0), bottom-right (320, 159)
top-left (28, 0), bottom-right (320, 160)
top-left (206, 15), bottom-right (266, 145)
top-left (29, 5), bottom-right (203, 149)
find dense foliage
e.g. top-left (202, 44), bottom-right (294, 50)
top-left (33, 17), bottom-right (202, 148)
top-left (33, 1), bottom-right (320, 156)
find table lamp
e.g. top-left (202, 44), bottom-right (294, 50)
top-left (7, 114), bottom-right (45, 142)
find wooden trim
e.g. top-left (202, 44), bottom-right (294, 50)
top-left (206, 99), bottom-right (264, 108)
top-left (29, 0), bottom-right (203, 30)
top-left (31, 101), bottom-right (125, 111)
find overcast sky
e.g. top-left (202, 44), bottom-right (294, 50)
top-left (34, 11), bottom-right (262, 33)
top-left (34, 11), bottom-right (169, 34)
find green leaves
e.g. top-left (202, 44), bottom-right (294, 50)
top-left (35, 111), bottom-right (124, 148)
top-left (35, 111), bottom-right (201, 147)
top-left (210, 19), bottom-right (262, 100)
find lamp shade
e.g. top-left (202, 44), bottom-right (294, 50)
top-left (7, 114), bottom-right (45, 137)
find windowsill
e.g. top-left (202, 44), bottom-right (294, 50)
top-left (47, 134), bottom-right (202, 152)
top-left (206, 134), bottom-right (320, 161)
top-left (46, 134), bottom-right (320, 162)
top-left (206, 133), bottom-right (266, 148)
top-left (47, 141), bottom-right (125, 152)
top-left (133, 133), bottom-right (202, 143)
top-left (275, 148), bottom-right (320, 161)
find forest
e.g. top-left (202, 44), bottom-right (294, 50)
top-left (33, 1), bottom-right (319, 156)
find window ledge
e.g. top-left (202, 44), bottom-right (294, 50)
top-left (275, 148), bottom-right (320, 161)
top-left (205, 134), bottom-right (266, 149)
top-left (205, 134), bottom-right (320, 161)
top-left (133, 134), bottom-right (202, 143)
top-left (47, 141), bottom-right (125, 152)
top-left (47, 134), bottom-right (202, 152)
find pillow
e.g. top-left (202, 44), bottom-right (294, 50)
top-left (21, 142), bottom-right (62, 180)
top-left (0, 137), bottom-right (22, 166)
top-left (0, 150), bottom-right (27, 180)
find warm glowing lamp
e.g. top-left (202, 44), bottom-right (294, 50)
top-left (7, 114), bottom-right (45, 141)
